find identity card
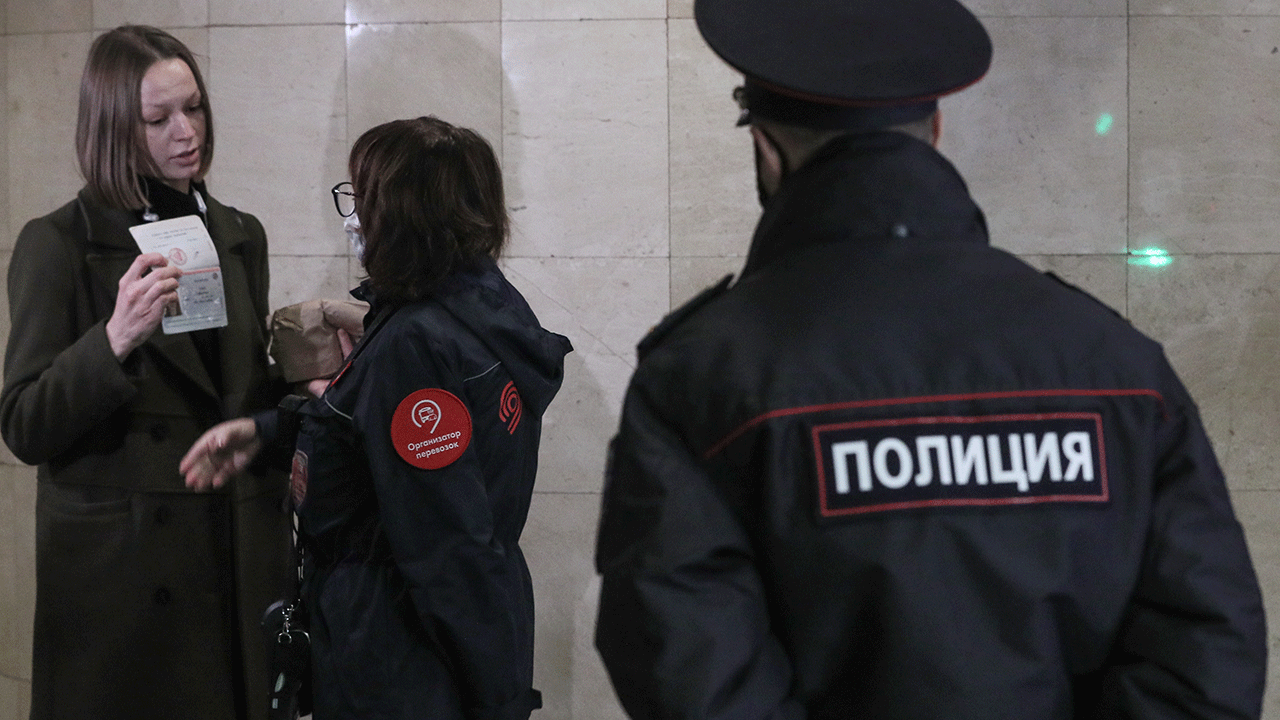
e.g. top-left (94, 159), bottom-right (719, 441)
top-left (129, 215), bottom-right (228, 334)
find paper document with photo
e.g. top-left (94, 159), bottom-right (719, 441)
top-left (129, 214), bottom-right (228, 334)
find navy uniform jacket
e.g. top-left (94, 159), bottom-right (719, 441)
top-left (289, 262), bottom-right (571, 720)
top-left (595, 132), bottom-right (1267, 720)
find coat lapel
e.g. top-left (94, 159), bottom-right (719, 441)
top-left (204, 199), bottom-right (269, 418)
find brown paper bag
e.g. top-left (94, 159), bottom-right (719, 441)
top-left (269, 299), bottom-right (369, 382)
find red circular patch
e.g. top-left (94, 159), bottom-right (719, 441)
top-left (390, 388), bottom-right (472, 470)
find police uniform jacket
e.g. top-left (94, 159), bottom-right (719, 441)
top-left (595, 131), bottom-right (1267, 719)
top-left (1, 183), bottom-right (289, 720)
top-left (290, 261), bottom-right (570, 720)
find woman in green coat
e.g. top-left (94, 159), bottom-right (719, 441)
top-left (0, 25), bottom-right (289, 720)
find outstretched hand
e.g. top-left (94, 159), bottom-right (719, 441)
top-left (180, 418), bottom-right (261, 492)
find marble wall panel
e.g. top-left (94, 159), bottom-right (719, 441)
top-left (501, 257), bottom-right (666, 493)
top-left (207, 25), bottom-right (348, 258)
top-left (0, 675), bottom-right (30, 720)
top-left (163, 28), bottom-right (209, 68)
top-left (346, 0), bottom-right (498, 24)
top-left (503, 0), bottom-right (664, 21)
top-left (0, 36), bottom-right (8, 249)
top-left (668, 19), bottom-right (758, 260)
top-left (670, 255), bottom-right (740, 309)
top-left (1128, 255), bottom-right (1280, 494)
top-left (209, 0), bottom-right (341, 26)
top-left (5, 32), bottom-right (90, 251)
top-left (346, 22), bottom-right (502, 151)
top-left (1017, 254), bottom-right (1129, 318)
top-left (943, 16), bottom-right (1127, 256)
top-left (668, 0), bottom-right (692, 18)
top-left (92, 0), bottom-right (206, 29)
top-left (1232, 490), bottom-right (1280, 720)
top-left (1131, 1), bottom-right (1280, 13)
top-left (7, 0), bottom-right (90, 33)
top-left (266, 254), bottom-right (352, 314)
top-left (525, 492), bottom-right (627, 720)
top-left (1131, 16), bottom-right (1280, 254)
top-left (965, 0), bottom-right (1126, 14)
top-left (502, 20), bottom-right (668, 259)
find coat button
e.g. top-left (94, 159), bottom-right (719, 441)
top-left (149, 423), bottom-right (169, 442)
top-left (153, 587), bottom-right (172, 605)
top-left (891, 223), bottom-right (910, 238)
top-left (154, 506), bottom-right (171, 525)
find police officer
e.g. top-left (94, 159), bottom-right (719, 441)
top-left (593, 1), bottom-right (1268, 718)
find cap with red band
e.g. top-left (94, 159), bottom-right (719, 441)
top-left (391, 388), bottom-right (473, 470)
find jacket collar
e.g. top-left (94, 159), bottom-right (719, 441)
top-left (742, 131), bottom-right (989, 276)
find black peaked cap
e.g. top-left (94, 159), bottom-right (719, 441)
top-left (695, 0), bottom-right (992, 107)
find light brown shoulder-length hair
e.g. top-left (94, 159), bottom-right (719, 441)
top-left (77, 25), bottom-right (214, 210)
top-left (350, 116), bottom-right (508, 305)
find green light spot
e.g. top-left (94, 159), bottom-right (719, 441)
top-left (1095, 113), bottom-right (1114, 136)
top-left (1127, 247), bottom-right (1172, 268)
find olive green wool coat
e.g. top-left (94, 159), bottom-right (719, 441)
top-left (1, 187), bottom-right (290, 720)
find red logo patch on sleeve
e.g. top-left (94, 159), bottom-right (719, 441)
top-left (390, 388), bottom-right (472, 469)
top-left (499, 381), bottom-right (523, 434)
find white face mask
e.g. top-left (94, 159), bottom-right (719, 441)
top-left (344, 213), bottom-right (366, 263)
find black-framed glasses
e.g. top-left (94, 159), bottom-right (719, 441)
top-left (332, 181), bottom-right (359, 218)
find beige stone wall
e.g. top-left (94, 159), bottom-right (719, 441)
top-left (1, 1), bottom-right (1277, 718)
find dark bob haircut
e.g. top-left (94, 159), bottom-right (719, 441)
top-left (77, 25), bottom-right (214, 210)
top-left (349, 116), bottom-right (509, 305)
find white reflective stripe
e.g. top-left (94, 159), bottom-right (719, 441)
top-left (465, 362), bottom-right (501, 383)
top-left (951, 434), bottom-right (988, 486)
top-left (1062, 432), bottom-right (1094, 481)
top-left (873, 438), bottom-right (913, 489)
top-left (987, 434), bottom-right (1029, 492)
top-left (915, 435), bottom-right (952, 486)
top-left (831, 441), bottom-right (871, 494)
top-left (1023, 432), bottom-right (1063, 482)
top-left (324, 394), bottom-right (353, 420)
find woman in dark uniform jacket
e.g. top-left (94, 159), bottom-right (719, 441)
top-left (0, 26), bottom-right (289, 720)
top-left (182, 116), bottom-right (572, 720)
